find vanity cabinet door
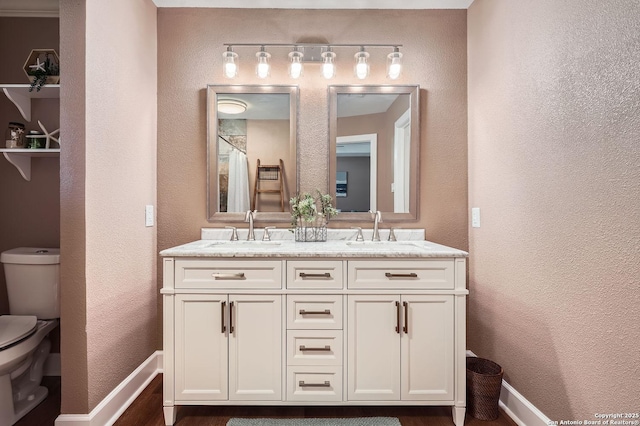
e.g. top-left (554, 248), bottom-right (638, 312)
top-left (174, 294), bottom-right (228, 401)
top-left (228, 294), bottom-right (282, 401)
top-left (347, 294), bottom-right (455, 402)
top-left (400, 295), bottom-right (454, 401)
top-left (347, 295), bottom-right (401, 401)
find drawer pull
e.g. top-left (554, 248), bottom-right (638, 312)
top-left (221, 301), bottom-right (226, 333)
top-left (403, 301), bottom-right (408, 334)
top-left (212, 272), bottom-right (246, 280)
top-left (385, 272), bottom-right (418, 279)
top-left (299, 309), bottom-right (331, 315)
top-left (299, 380), bottom-right (331, 388)
top-left (299, 272), bottom-right (331, 279)
top-left (300, 345), bottom-right (331, 352)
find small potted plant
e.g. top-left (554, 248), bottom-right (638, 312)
top-left (23, 49), bottom-right (60, 92)
top-left (290, 190), bottom-right (338, 242)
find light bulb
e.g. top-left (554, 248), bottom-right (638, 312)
top-left (354, 49), bottom-right (370, 80)
top-left (321, 50), bottom-right (336, 80)
top-left (256, 48), bottom-right (271, 79)
top-left (387, 49), bottom-right (403, 80)
top-left (288, 50), bottom-right (304, 79)
top-left (222, 49), bottom-right (238, 79)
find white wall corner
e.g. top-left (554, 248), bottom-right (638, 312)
top-left (54, 350), bottom-right (162, 426)
top-left (466, 350), bottom-right (552, 426)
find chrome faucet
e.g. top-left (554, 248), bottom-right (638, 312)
top-left (245, 210), bottom-right (256, 241)
top-left (371, 210), bottom-right (382, 241)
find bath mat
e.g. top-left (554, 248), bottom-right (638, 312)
top-left (227, 418), bottom-right (401, 426)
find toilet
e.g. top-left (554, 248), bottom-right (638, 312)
top-left (0, 247), bottom-right (60, 425)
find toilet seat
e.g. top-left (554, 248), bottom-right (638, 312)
top-left (0, 316), bottom-right (37, 351)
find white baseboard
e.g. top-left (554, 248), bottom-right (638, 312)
top-left (44, 353), bottom-right (61, 376)
top-left (466, 350), bottom-right (551, 426)
top-left (54, 351), bottom-right (163, 426)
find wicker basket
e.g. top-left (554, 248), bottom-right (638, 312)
top-left (466, 357), bottom-right (504, 421)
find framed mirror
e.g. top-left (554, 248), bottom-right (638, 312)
top-left (207, 85), bottom-right (299, 222)
top-left (328, 85), bottom-right (420, 222)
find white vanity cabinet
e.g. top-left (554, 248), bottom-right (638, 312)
top-left (347, 294), bottom-right (453, 401)
top-left (174, 293), bottom-right (282, 402)
top-left (161, 242), bottom-right (468, 426)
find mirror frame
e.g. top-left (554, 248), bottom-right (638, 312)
top-left (207, 85), bottom-right (299, 222)
top-left (328, 85), bottom-right (420, 222)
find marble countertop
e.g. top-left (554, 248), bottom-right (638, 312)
top-left (160, 228), bottom-right (468, 259)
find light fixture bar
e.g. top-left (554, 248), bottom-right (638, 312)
top-left (223, 43), bottom-right (403, 49)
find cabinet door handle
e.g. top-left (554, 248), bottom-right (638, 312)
top-left (229, 301), bottom-right (235, 334)
top-left (299, 345), bottom-right (331, 352)
top-left (299, 309), bottom-right (331, 315)
top-left (221, 301), bottom-right (226, 333)
top-left (403, 301), bottom-right (408, 334)
top-left (385, 272), bottom-right (418, 279)
top-left (299, 380), bottom-right (331, 388)
top-left (299, 272), bottom-right (331, 279)
top-left (395, 301), bottom-right (401, 334)
top-left (212, 272), bottom-right (245, 280)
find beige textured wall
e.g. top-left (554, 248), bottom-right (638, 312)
top-left (0, 17), bottom-right (60, 315)
top-left (60, 0), bottom-right (158, 413)
top-left (60, 0), bottom-right (88, 412)
top-left (468, 0), bottom-right (640, 420)
top-left (157, 8), bottom-right (468, 253)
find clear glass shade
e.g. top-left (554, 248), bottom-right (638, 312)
top-left (321, 51), bottom-right (336, 79)
top-left (256, 50), bottom-right (271, 79)
top-left (222, 50), bottom-right (238, 78)
top-left (387, 50), bottom-right (403, 80)
top-left (288, 50), bottom-right (304, 79)
top-left (354, 50), bottom-right (370, 80)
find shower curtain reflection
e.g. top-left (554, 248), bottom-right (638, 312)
top-left (227, 148), bottom-right (250, 212)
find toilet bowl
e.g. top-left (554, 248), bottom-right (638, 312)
top-left (0, 247), bottom-right (60, 425)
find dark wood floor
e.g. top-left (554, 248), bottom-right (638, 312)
top-left (18, 375), bottom-right (518, 426)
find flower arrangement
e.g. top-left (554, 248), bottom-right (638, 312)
top-left (290, 190), bottom-right (338, 230)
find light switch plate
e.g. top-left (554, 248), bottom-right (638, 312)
top-left (145, 205), bottom-right (154, 227)
top-left (471, 207), bottom-right (480, 228)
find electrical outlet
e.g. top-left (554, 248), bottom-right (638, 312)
top-left (471, 207), bottom-right (480, 228)
top-left (145, 205), bottom-right (154, 227)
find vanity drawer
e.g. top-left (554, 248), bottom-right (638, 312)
top-left (347, 260), bottom-right (454, 290)
top-left (286, 260), bottom-right (344, 289)
top-left (287, 330), bottom-right (343, 366)
top-left (286, 366), bottom-right (343, 402)
top-left (287, 295), bottom-right (343, 329)
top-left (174, 259), bottom-right (282, 289)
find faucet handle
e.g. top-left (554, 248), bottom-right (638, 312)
top-left (351, 227), bottom-right (364, 242)
top-left (225, 226), bottom-right (239, 241)
top-left (388, 227), bottom-right (399, 242)
top-left (262, 226), bottom-right (276, 241)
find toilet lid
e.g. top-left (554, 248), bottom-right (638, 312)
top-left (0, 315), bottom-right (38, 350)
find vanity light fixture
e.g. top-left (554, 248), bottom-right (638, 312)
top-left (288, 49), bottom-right (304, 79)
top-left (217, 99), bottom-right (247, 114)
top-left (321, 49), bottom-right (337, 79)
top-left (222, 47), bottom-right (238, 79)
top-left (221, 43), bottom-right (403, 80)
top-left (387, 47), bottom-right (403, 80)
top-left (255, 46), bottom-right (271, 79)
top-left (354, 47), bottom-right (370, 80)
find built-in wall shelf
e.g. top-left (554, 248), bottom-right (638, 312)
top-left (1, 84), bottom-right (60, 122)
top-left (0, 149), bottom-right (60, 181)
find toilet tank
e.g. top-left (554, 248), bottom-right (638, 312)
top-left (1, 247), bottom-right (60, 319)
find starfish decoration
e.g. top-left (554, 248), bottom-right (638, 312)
top-left (29, 58), bottom-right (46, 72)
top-left (37, 120), bottom-right (60, 149)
